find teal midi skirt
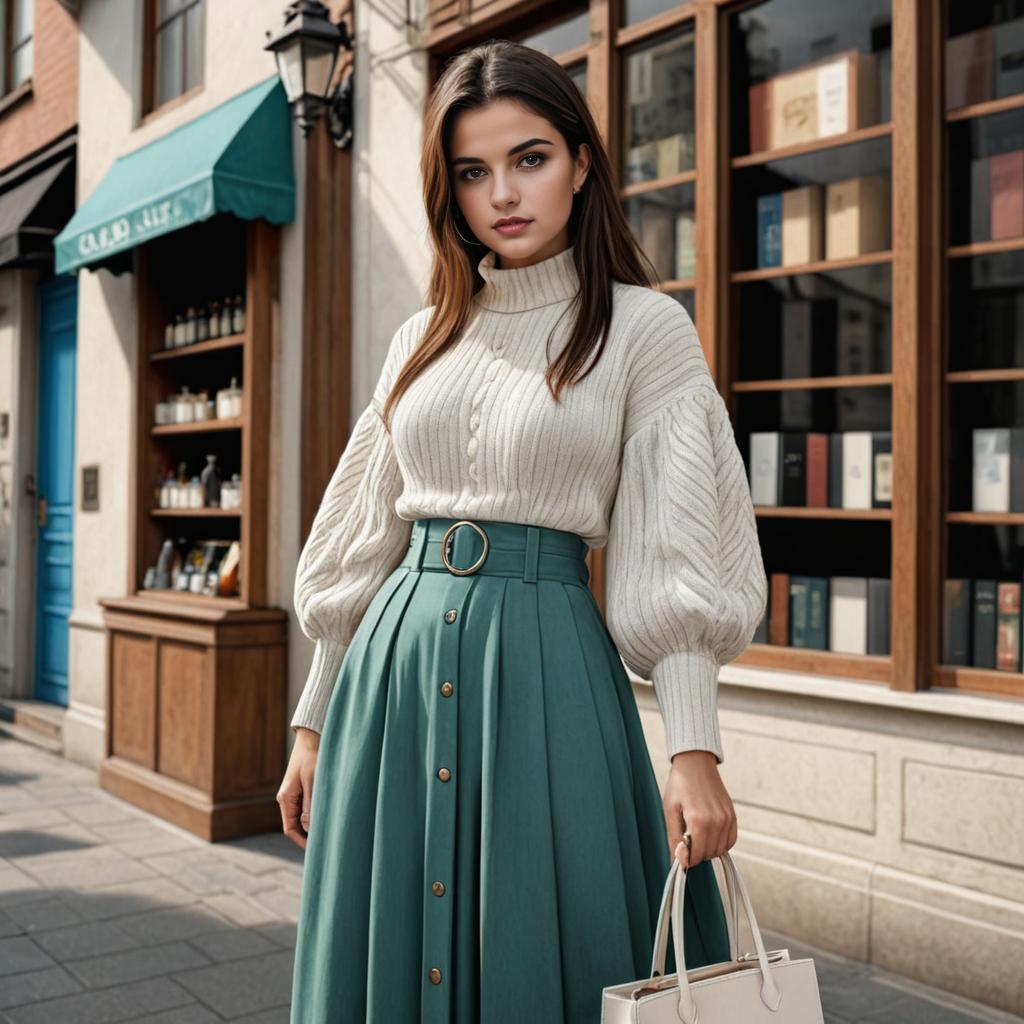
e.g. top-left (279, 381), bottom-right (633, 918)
top-left (289, 517), bottom-right (731, 1023)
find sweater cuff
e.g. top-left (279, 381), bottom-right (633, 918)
top-left (649, 650), bottom-right (724, 766)
top-left (290, 639), bottom-right (349, 734)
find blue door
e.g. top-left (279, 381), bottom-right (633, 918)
top-left (34, 274), bottom-right (77, 706)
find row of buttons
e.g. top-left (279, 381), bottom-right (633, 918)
top-left (427, 608), bottom-right (460, 989)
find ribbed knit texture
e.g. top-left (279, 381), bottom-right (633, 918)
top-left (291, 244), bottom-right (768, 764)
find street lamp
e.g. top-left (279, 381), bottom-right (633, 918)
top-left (265, 1), bottom-right (354, 148)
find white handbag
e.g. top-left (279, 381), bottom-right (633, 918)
top-left (601, 851), bottom-right (824, 1023)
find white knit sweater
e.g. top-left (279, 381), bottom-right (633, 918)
top-left (291, 244), bottom-right (767, 764)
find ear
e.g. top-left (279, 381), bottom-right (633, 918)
top-left (574, 143), bottom-right (593, 188)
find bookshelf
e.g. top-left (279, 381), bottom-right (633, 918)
top-left (939, 3), bottom-right (1024, 696)
top-left (424, 0), bottom-right (1024, 705)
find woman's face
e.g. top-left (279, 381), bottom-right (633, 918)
top-left (449, 98), bottom-right (591, 269)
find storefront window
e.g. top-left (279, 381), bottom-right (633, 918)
top-left (621, 0), bottom-right (683, 29)
top-left (622, 28), bottom-right (696, 316)
top-left (1, 0), bottom-right (33, 91)
top-left (148, 0), bottom-right (205, 113)
top-left (515, 8), bottom-right (589, 58)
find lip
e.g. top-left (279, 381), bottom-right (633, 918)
top-left (493, 218), bottom-right (532, 235)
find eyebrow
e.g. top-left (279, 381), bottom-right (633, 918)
top-left (451, 138), bottom-right (554, 166)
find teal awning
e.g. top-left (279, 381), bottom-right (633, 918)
top-left (54, 75), bottom-right (294, 274)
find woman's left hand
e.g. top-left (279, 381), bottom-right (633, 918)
top-left (662, 749), bottom-right (737, 869)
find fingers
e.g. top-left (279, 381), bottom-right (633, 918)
top-left (277, 777), bottom-right (309, 851)
top-left (668, 804), bottom-right (738, 867)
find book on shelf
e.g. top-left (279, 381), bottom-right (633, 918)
top-left (782, 298), bottom-right (839, 377)
top-left (974, 578), bottom-right (998, 669)
top-left (639, 203), bottom-right (675, 279)
top-left (946, 26), bottom-right (993, 109)
top-left (782, 185), bottom-right (824, 266)
top-left (757, 193), bottom-right (782, 267)
top-left (990, 151), bottom-right (1024, 241)
top-left (750, 429), bottom-right (891, 509)
top-left (972, 426), bottom-right (1024, 512)
top-left (998, 581), bottom-right (1022, 671)
top-left (674, 211), bottom-right (696, 280)
top-left (759, 573), bottom-right (890, 654)
top-left (757, 49), bottom-right (879, 153)
top-left (625, 132), bottom-right (695, 184)
top-left (825, 175), bottom-right (891, 260)
top-left (971, 156), bottom-right (991, 242)
top-left (995, 18), bottom-right (1024, 98)
top-left (942, 579), bottom-right (972, 665)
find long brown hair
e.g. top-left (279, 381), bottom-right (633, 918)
top-left (380, 38), bottom-right (660, 430)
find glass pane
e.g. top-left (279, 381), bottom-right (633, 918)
top-left (517, 9), bottom-right (589, 57)
top-left (13, 0), bottom-right (33, 45)
top-left (623, 29), bottom-right (696, 184)
top-left (622, 0), bottom-right (681, 29)
top-left (729, 0), bottom-right (891, 158)
top-left (158, 0), bottom-right (189, 24)
top-left (184, 2), bottom-right (203, 92)
top-left (12, 39), bottom-right (32, 87)
top-left (567, 61), bottom-right (586, 98)
top-left (736, 264), bottom-right (891, 382)
top-left (156, 17), bottom-right (184, 107)
top-left (664, 288), bottom-right (695, 323)
top-left (948, 107), bottom-right (1024, 247)
top-left (732, 133), bottom-right (892, 272)
top-left (948, 251), bottom-right (1024, 372)
top-left (624, 182), bottom-right (695, 284)
top-left (947, 2), bottom-right (1024, 110)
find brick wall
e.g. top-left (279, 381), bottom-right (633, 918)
top-left (0, 0), bottom-right (78, 172)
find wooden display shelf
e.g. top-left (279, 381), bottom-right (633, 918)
top-left (733, 373), bottom-right (892, 392)
top-left (737, 644), bottom-right (892, 683)
top-left (946, 511), bottom-right (1024, 525)
top-left (150, 333), bottom-right (245, 362)
top-left (151, 418), bottom-right (243, 436)
top-left (731, 120), bottom-right (893, 169)
top-left (657, 276), bottom-right (696, 292)
top-left (620, 168), bottom-right (697, 197)
top-left (946, 368), bottom-right (1024, 384)
top-left (947, 238), bottom-right (1024, 259)
top-left (754, 506), bottom-right (892, 520)
top-left (731, 250), bottom-right (892, 283)
top-left (149, 507), bottom-right (241, 518)
top-left (946, 91), bottom-right (1024, 123)
top-left (934, 666), bottom-right (1024, 699)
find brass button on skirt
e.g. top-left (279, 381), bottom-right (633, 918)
top-left (289, 516), bottom-right (730, 1023)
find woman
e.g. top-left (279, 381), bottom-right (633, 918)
top-left (279, 38), bottom-right (767, 1024)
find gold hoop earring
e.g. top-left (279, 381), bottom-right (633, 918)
top-left (453, 215), bottom-right (478, 246)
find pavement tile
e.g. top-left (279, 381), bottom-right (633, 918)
top-left (30, 918), bottom-right (140, 961)
top-left (0, 965), bottom-right (82, 1010)
top-left (185, 925), bottom-right (280, 963)
top-left (16, 847), bottom-right (160, 889)
top-left (142, 849), bottom-right (270, 897)
top-left (63, 940), bottom-right (212, 989)
top-left (57, 878), bottom-right (200, 921)
top-left (0, 823), bottom-right (99, 860)
top-left (172, 948), bottom-right (294, 1018)
top-left (202, 892), bottom-right (280, 929)
top-left (2, 896), bottom-right (84, 933)
top-left (0, 935), bottom-right (57, 975)
top-left (112, 903), bottom-right (235, 946)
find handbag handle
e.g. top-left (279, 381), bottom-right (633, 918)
top-left (650, 855), bottom-right (740, 978)
top-left (651, 852), bottom-right (783, 1024)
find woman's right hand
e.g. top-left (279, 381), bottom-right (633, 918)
top-left (278, 727), bottom-right (320, 849)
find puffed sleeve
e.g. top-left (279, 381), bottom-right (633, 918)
top-left (604, 382), bottom-right (768, 766)
top-left (289, 316), bottom-right (420, 734)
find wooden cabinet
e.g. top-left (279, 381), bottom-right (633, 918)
top-left (99, 215), bottom-right (287, 841)
top-left (424, 0), bottom-right (1024, 707)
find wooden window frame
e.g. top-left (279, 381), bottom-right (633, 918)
top-left (141, 0), bottom-right (205, 121)
top-left (422, 0), bottom-right (1023, 708)
top-left (1, 0), bottom-right (33, 96)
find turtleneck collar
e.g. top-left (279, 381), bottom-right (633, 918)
top-left (474, 244), bottom-right (580, 313)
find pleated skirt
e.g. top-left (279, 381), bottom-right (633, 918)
top-left (289, 517), bottom-right (731, 1023)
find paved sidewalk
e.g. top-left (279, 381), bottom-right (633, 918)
top-left (0, 734), bottom-right (1019, 1023)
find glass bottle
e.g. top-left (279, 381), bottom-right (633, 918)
top-left (164, 319), bottom-right (175, 349)
top-left (188, 476), bottom-right (203, 509)
top-left (232, 294), bottom-right (245, 334)
top-left (173, 312), bottom-right (185, 347)
top-left (184, 307), bottom-right (197, 345)
top-left (208, 300), bottom-right (220, 339)
top-left (219, 296), bottom-right (233, 337)
top-left (200, 454), bottom-right (222, 507)
top-left (196, 305), bottom-right (209, 343)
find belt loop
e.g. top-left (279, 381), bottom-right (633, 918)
top-left (410, 519), bottom-right (429, 571)
top-left (523, 525), bottom-right (540, 584)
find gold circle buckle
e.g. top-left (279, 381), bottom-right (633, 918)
top-left (440, 521), bottom-right (489, 575)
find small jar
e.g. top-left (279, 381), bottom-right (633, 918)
top-left (232, 294), bottom-right (245, 334)
top-left (196, 306), bottom-right (209, 343)
top-left (173, 313), bottom-right (185, 347)
top-left (219, 297), bottom-right (232, 337)
top-left (208, 300), bottom-right (220, 339)
top-left (183, 307), bottom-right (197, 345)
